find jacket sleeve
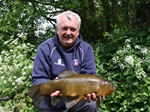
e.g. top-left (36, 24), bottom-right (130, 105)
top-left (81, 45), bottom-right (97, 75)
top-left (32, 45), bottom-right (51, 86)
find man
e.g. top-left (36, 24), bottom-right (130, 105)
top-left (32, 10), bottom-right (100, 112)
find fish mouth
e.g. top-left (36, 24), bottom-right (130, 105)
top-left (112, 85), bottom-right (116, 92)
top-left (97, 93), bottom-right (105, 100)
top-left (99, 95), bottom-right (105, 103)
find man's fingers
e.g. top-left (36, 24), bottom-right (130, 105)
top-left (91, 93), bottom-right (97, 101)
top-left (84, 93), bottom-right (97, 102)
top-left (51, 91), bottom-right (60, 97)
top-left (84, 94), bottom-right (91, 102)
top-left (50, 78), bottom-right (60, 97)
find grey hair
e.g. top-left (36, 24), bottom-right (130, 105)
top-left (56, 10), bottom-right (81, 29)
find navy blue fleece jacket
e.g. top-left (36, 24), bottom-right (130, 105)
top-left (32, 34), bottom-right (97, 109)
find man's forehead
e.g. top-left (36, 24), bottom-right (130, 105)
top-left (60, 14), bottom-right (77, 21)
top-left (59, 16), bottom-right (78, 27)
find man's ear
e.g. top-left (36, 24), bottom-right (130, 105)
top-left (55, 27), bottom-right (57, 30)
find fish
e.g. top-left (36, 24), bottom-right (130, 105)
top-left (28, 70), bottom-right (115, 109)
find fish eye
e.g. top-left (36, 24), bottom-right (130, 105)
top-left (101, 81), bottom-right (106, 86)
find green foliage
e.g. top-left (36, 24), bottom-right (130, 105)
top-left (1, 0), bottom-right (149, 45)
top-left (0, 0), bottom-right (55, 47)
top-left (0, 33), bottom-right (38, 112)
top-left (93, 27), bottom-right (150, 111)
top-left (125, 27), bottom-right (150, 47)
top-left (1, 1), bottom-right (150, 111)
top-left (0, 26), bottom-right (150, 112)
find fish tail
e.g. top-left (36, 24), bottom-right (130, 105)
top-left (28, 84), bottom-right (45, 107)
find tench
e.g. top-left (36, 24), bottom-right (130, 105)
top-left (28, 70), bottom-right (115, 109)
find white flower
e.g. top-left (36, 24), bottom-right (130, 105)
top-left (28, 65), bottom-right (33, 69)
top-left (22, 72), bottom-right (26, 75)
top-left (135, 63), bottom-right (141, 67)
top-left (126, 44), bottom-right (131, 49)
top-left (27, 43), bottom-right (31, 46)
top-left (0, 67), bottom-right (2, 71)
top-left (120, 64), bottom-right (125, 69)
top-left (12, 82), bottom-right (15, 86)
top-left (3, 40), bottom-right (10, 45)
top-left (1, 50), bottom-right (6, 55)
top-left (117, 50), bottom-right (123, 54)
top-left (0, 106), bottom-right (4, 112)
top-left (1, 76), bottom-right (5, 80)
top-left (141, 71), bottom-right (146, 77)
top-left (13, 76), bottom-right (17, 79)
top-left (17, 32), bottom-right (27, 38)
top-left (16, 46), bottom-right (22, 49)
top-left (112, 56), bottom-right (119, 63)
top-left (134, 45), bottom-right (141, 49)
top-left (125, 39), bottom-right (131, 43)
top-left (10, 49), bottom-right (13, 52)
top-left (16, 77), bottom-right (22, 82)
top-left (16, 77), bottom-right (23, 84)
top-left (3, 80), bottom-right (7, 84)
top-left (8, 77), bottom-right (12, 82)
top-left (11, 38), bottom-right (18, 45)
top-left (135, 68), bottom-right (146, 78)
top-left (141, 48), bottom-right (148, 55)
top-left (2, 89), bottom-right (5, 93)
top-left (124, 55), bottom-right (134, 66)
top-left (29, 76), bottom-right (32, 79)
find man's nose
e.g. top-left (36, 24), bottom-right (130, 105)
top-left (66, 29), bottom-right (71, 35)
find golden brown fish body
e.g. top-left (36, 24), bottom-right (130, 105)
top-left (40, 74), bottom-right (114, 98)
top-left (28, 70), bottom-right (115, 109)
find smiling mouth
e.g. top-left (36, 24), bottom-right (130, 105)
top-left (64, 35), bottom-right (72, 38)
top-left (64, 37), bottom-right (73, 41)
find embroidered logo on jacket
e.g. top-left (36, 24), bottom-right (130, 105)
top-left (73, 59), bottom-right (79, 66)
top-left (54, 59), bottom-right (65, 66)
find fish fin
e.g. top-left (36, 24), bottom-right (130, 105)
top-left (58, 69), bottom-right (78, 78)
top-left (28, 84), bottom-right (40, 98)
top-left (65, 97), bottom-right (79, 109)
top-left (96, 96), bottom-right (102, 109)
top-left (51, 97), bottom-right (61, 106)
top-left (28, 84), bottom-right (44, 107)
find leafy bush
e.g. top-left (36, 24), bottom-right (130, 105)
top-left (0, 34), bottom-right (39, 112)
top-left (1, 27), bottom-right (150, 112)
top-left (94, 35), bottom-right (150, 111)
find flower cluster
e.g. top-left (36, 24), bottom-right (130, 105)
top-left (112, 39), bottom-right (149, 77)
top-left (124, 55), bottom-right (134, 66)
top-left (0, 34), bottom-right (35, 98)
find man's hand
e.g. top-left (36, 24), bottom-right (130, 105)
top-left (51, 77), bottom-right (60, 98)
top-left (84, 93), bottom-right (105, 102)
top-left (84, 93), bottom-right (97, 102)
top-left (51, 90), bottom-right (60, 97)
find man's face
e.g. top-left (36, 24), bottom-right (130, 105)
top-left (56, 15), bottom-right (79, 49)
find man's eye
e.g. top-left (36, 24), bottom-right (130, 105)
top-left (70, 28), bottom-right (76, 32)
top-left (62, 27), bottom-right (68, 31)
top-left (61, 27), bottom-right (77, 32)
